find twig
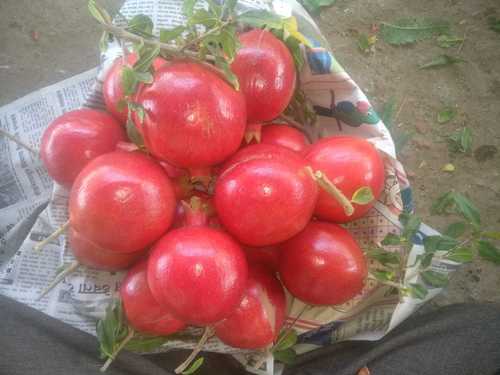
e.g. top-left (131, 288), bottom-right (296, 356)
top-left (179, 20), bottom-right (231, 52)
top-left (37, 260), bottom-right (80, 301)
top-left (0, 128), bottom-right (39, 155)
top-left (367, 272), bottom-right (404, 290)
top-left (394, 96), bottom-right (407, 123)
top-left (34, 220), bottom-right (70, 252)
top-left (174, 327), bottom-right (214, 374)
top-left (458, 28), bottom-right (467, 54)
top-left (100, 328), bottom-right (135, 372)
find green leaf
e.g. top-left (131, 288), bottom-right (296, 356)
top-left (381, 233), bottom-right (402, 246)
top-left (446, 247), bottom-right (473, 263)
top-left (133, 46), bottom-right (160, 73)
top-left (214, 55), bottom-right (239, 90)
top-left (99, 31), bottom-right (109, 53)
top-left (400, 212), bottom-right (422, 241)
top-left (380, 18), bottom-right (449, 45)
top-left (88, 0), bottom-right (112, 25)
top-left (408, 283), bottom-right (429, 299)
top-left (477, 240), bottom-right (500, 264)
top-left (125, 336), bottom-right (171, 352)
top-left (488, 17), bottom-right (500, 33)
top-left (273, 348), bottom-right (297, 365)
top-left (444, 222), bottom-right (467, 238)
top-left (436, 34), bottom-right (464, 48)
top-left (127, 14), bottom-right (154, 36)
top-left (419, 252), bottom-right (435, 268)
top-left (371, 269), bottom-right (396, 282)
top-left (299, 0), bottom-right (337, 15)
top-left (181, 357), bottom-right (204, 375)
top-left (183, 0), bottom-right (198, 18)
top-left (482, 231), bottom-right (500, 240)
top-left (121, 66), bottom-right (139, 96)
top-left (284, 36), bottom-right (305, 71)
top-left (206, 0), bottom-right (222, 18)
top-left (452, 192), bottom-right (480, 228)
top-left (437, 107), bottom-right (456, 124)
top-left (421, 270), bottom-right (448, 288)
top-left (126, 114), bottom-right (145, 148)
top-left (351, 187), bottom-right (374, 205)
top-left (238, 10), bottom-right (285, 30)
top-left (431, 191), bottom-right (455, 215)
top-left (190, 9), bottom-right (218, 28)
top-left (423, 235), bottom-right (459, 253)
top-left (447, 127), bottom-right (473, 153)
top-left (274, 330), bottom-right (298, 352)
top-left (367, 247), bottom-right (401, 266)
top-left (419, 54), bottom-right (465, 69)
top-left (160, 26), bottom-right (186, 43)
top-left (97, 299), bottom-right (129, 360)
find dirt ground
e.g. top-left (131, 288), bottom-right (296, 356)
top-left (0, 0), bottom-right (499, 306)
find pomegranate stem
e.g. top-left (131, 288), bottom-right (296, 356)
top-left (34, 220), bottom-right (70, 252)
top-left (174, 326), bottom-right (214, 374)
top-left (37, 260), bottom-right (80, 301)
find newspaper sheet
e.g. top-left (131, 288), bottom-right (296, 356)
top-left (0, 1), bottom-right (452, 374)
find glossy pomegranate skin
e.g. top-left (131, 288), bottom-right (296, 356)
top-left (214, 265), bottom-right (286, 349)
top-left (243, 245), bottom-right (281, 272)
top-left (134, 61), bottom-right (246, 168)
top-left (215, 155), bottom-right (318, 246)
top-left (103, 53), bottom-right (166, 124)
top-left (69, 151), bottom-right (176, 253)
top-left (260, 124), bottom-right (310, 154)
top-left (232, 29), bottom-right (296, 122)
top-left (279, 221), bottom-right (367, 306)
top-left (120, 260), bottom-right (186, 335)
top-left (147, 226), bottom-right (248, 325)
top-left (305, 136), bottom-right (385, 223)
top-left (69, 229), bottom-right (144, 271)
top-left (40, 109), bottom-right (126, 187)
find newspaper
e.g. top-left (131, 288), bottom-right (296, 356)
top-left (0, 1), bottom-right (454, 374)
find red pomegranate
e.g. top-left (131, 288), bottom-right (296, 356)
top-left (232, 29), bottom-right (296, 122)
top-left (121, 260), bottom-right (186, 335)
top-left (40, 109), bottom-right (126, 187)
top-left (305, 136), bottom-right (385, 223)
top-left (279, 221), bottom-right (367, 306)
top-left (134, 61), bottom-right (246, 173)
top-left (69, 151), bottom-right (176, 253)
top-left (214, 265), bottom-right (286, 349)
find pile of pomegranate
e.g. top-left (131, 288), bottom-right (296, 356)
top-left (40, 28), bottom-right (385, 363)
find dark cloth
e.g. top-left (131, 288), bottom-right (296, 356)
top-left (0, 295), bottom-right (498, 375)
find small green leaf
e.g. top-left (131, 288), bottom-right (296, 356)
top-left (419, 252), bottom-right (435, 269)
top-left (431, 191), bottom-right (455, 215)
top-left (127, 14), bottom-right (154, 36)
top-left (408, 283), bottom-right (429, 299)
top-left (238, 10), bottom-right (285, 30)
top-left (214, 55), bottom-right (239, 90)
top-left (380, 18), bottom-right (449, 45)
top-left (446, 247), bottom-right (473, 263)
top-left (274, 330), bottom-right (298, 352)
top-left (436, 34), bottom-right (464, 48)
top-left (121, 66), bottom-right (138, 96)
top-left (447, 127), bottom-right (473, 153)
top-left (482, 231), bottom-right (500, 240)
top-left (284, 36), bottom-right (305, 71)
top-left (381, 233), bottom-right (402, 246)
top-left (437, 107), bottom-right (456, 124)
top-left (371, 269), bottom-right (396, 282)
top-left (273, 348), bottom-right (296, 365)
top-left (444, 222), bottom-right (467, 238)
top-left (126, 116), bottom-right (145, 148)
top-left (125, 336), bottom-right (171, 352)
top-left (452, 192), bottom-right (480, 228)
top-left (88, 0), bottom-right (112, 25)
top-left (190, 9), bottom-right (218, 28)
top-left (400, 212), bottom-right (422, 241)
top-left (477, 240), bottom-right (500, 264)
top-left (133, 46), bottom-right (160, 73)
top-left (351, 187), bottom-right (374, 205)
top-left (134, 71), bottom-right (153, 84)
top-left (159, 26), bottom-right (186, 43)
top-left (421, 270), bottom-right (448, 288)
top-left (419, 54), bottom-right (465, 69)
top-left (423, 235), bottom-right (459, 253)
top-left (367, 247), bottom-right (401, 266)
top-left (299, 0), bottom-right (337, 15)
top-left (181, 357), bottom-right (204, 375)
top-left (182, 0), bottom-right (198, 18)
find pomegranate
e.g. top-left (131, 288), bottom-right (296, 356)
top-left (215, 265), bottom-right (286, 349)
top-left (243, 245), bottom-right (281, 272)
top-left (69, 151), bottom-right (176, 253)
top-left (147, 226), bottom-right (248, 325)
top-left (232, 29), bottom-right (296, 122)
top-left (305, 136), bottom-right (385, 223)
top-left (134, 61), bottom-right (246, 172)
top-left (40, 109), bottom-right (126, 187)
top-left (121, 260), bottom-right (186, 335)
top-left (279, 221), bottom-right (367, 305)
top-left (260, 124), bottom-right (310, 154)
